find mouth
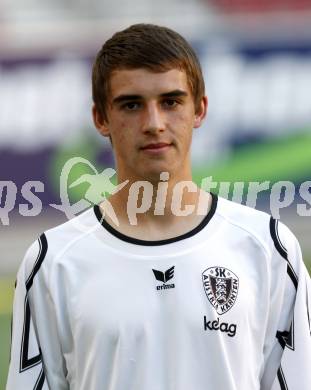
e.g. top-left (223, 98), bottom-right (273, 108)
top-left (141, 142), bottom-right (172, 151)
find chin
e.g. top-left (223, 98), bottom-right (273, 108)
top-left (140, 166), bottom-right (173, 182)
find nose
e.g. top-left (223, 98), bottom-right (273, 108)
top-left (142, 102), bottom-right (165, 134)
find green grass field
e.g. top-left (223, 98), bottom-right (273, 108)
top-left (1, 259), bottom-right (311, 388)
top-left (0, 279), bottom-right (14, 390)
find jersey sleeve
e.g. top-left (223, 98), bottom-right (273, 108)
top-left (6, 234), bottom-right (69, 390)
top-left (260, 218), bottom-right (311, 390)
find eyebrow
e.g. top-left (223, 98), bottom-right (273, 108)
top-left (112, 89), bottom-right (188, 105)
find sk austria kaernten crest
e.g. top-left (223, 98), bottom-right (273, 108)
top-left (202, 267), bottom-right (239, 315)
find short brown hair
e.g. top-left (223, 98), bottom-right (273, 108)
top-left (92, 23), bottom-right (205, 120)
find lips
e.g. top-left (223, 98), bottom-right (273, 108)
top-left (141, 142), bottom-right (171, 150)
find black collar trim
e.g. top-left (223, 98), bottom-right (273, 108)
top-left (94, 193), bottom-right (218, 246)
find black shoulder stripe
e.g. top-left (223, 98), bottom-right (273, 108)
top-left (270, 218), bottom-right (287, 259)
top-left (287, 264), bottom-right (298, 291)
top-left (269, 217), bottom-right (298, 290)
top-left (20, 234), bottom-right (48, 375)
top-left (34, 367), bottom-right (45, 390)
top-left (276, 330), bottom-right (288, 350)
top-left (277, 366), bottom-right (288, 390)
top-left (26, 234), bottom-right (48, 292)
top-left (276, 317), bottom-right (295, 351)
top-left (20, 296), bottom-right (42, 372)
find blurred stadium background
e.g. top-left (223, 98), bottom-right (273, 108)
top-left (0, 0), bottom-right (311, 387)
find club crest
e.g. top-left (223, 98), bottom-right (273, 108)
top-left (202, 267), bottom-right (239, 315)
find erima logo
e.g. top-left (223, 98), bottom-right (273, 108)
top-left (152, 266), bottom-right (175, 290)
top-left (204, 316), bottom-right (237, 337)
top-left (202, 266), bottom-right (239, 315)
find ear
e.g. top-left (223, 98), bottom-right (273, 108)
top-left (92, 104), bottom-right (110, 137)
top-left (193, 96), bottom-right (208, 129)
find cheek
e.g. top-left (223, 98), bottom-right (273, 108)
top-left (170, 108), bottom-right (195, 126)
top-left (111, 119), bottom-right (130, 140)
top-left (170, 112), bottom-right (194, 137)
top-left (112, 123), bottom-right (136, 155)
top-left (116, 118), bottom-right (128, 131)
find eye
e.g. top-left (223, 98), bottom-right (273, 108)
top-left (162, 99), bottom-right (179, 108)
top-left (122, 102), bottom-right (140, 111)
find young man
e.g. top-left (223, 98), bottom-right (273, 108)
top-left (7, 24), bottom-right (311, 390)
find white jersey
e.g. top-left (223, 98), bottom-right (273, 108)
top-left (6, 194), bottom-right (311, 390)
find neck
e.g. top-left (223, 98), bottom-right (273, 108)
top-left (101, 176), bottom-right (212, 229)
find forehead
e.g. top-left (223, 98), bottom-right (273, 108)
top-left (108, 68), bottom-right (190, 99)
